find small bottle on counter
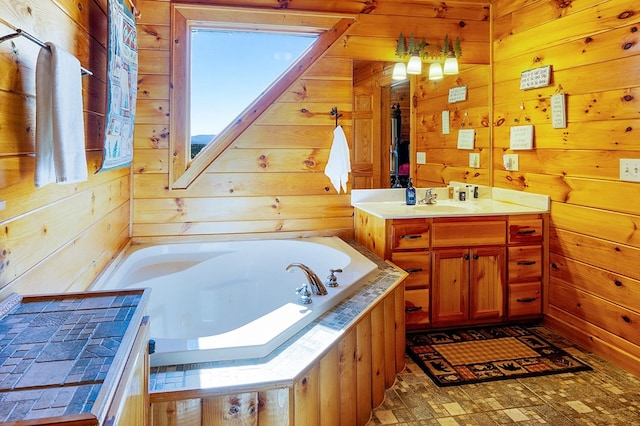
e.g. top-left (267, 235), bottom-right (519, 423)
top-left (406, 178), bottom-right (416, 205)
top-left (459, 187), bottom-right (467, 201)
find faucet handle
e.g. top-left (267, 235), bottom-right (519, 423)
top-left (295, 285), bottom-right (312, 304)
top-left (326, 268), bottom-right (343, 287)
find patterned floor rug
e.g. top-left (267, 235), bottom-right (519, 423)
top-left (406, 325), bottom-right (592, 387)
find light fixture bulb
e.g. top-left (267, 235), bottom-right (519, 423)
top-left (443, 57), bottom-right (459, 75)
top-left (428, 62), bottom-right (443, 80)
top-left (392, 62), bottom-right (407, 80)
top-left (406, 55), bottom-right (422, 74)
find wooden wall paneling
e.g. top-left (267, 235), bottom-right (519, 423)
top-left (318, 346), bottom-right (340, 426)
top-left (549, 252), bottom-right (640, 313)
top-left (293, 364), bottom-right (320, 426)
top-left (383, 292), bottom-right (397, 387)
top-left (0, 175), bottom-right (129, 288)
top-left (132, 218), bottom-right (355, 241)
top-left (550, 202), bottom-right (640, 248)
top-left (493, 0), bottom-right (639, 62)
top-left (370, 302), bottom-right (386, 409)
top-left (338, 328), bottom-right (357, 426)
top-left (258, 388), bottom-right (291, 426)
top-left (151, 399), bottom-right (202, 426)
top-left (202, 392), bottom-right (259, 425)
top-left (394, 284), bottom-right (406, 373)
top-left (515, 0), bottom-right (640, 361)
top-left (544, 306), bottom-right (640, 377)
top-left (0, 201), bottom-right (130, 299)
top-left (356, 317), bottom-right (372, 426)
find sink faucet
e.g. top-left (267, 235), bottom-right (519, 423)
top-left (286, 263), bottom-right (329, 296)
top-left (421, 188), bottom-right (438, 205)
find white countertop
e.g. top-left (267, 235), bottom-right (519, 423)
top-left (351, 184), bottom-right (549, 219)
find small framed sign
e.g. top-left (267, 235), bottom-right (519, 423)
top-left (457, 129), bottom-right (475, 150)
top-left (520, 65), bottom-right (551, 90)
top-left (510, 125), bottom-right (534, 150)
top-left (448, 86), bottom-right (467, 103)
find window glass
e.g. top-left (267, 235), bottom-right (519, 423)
top-left (190, 30), bottom-right (317, 159)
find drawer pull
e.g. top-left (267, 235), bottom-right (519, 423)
top-left (405, 305), bottom-right (423, 312)
top-left (405, 268), bottom-right (423, 273)
top-left (401, 234), bottom-right (423, 239)
top-left (516, 260), bottom-right (537, 265)
top-left (516, 297), bottom-right (538, 303)
top-left (516, 229), bottom-right (536, 235)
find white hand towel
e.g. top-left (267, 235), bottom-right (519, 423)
top-left (324, 125), bottom-right (351, 193)
top-left (35, 42), bottom-right (87, 187)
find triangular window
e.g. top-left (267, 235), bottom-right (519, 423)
top-left (189, 30), bottom-right (317, 159)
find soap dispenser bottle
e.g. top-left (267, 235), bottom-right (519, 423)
top-left (406, 178), bottom-right (416, 205)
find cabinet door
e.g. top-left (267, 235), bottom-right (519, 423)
top-left (469, 247), bottom-right (506, 321)
top-left (432, 248), bottom-right (468, 325)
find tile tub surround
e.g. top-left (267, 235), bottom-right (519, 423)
top-left (0, 291), bottom-right (148, 423)
top-left (351, 184), bottom-right (550, 219)
top-left (149, 241), bottom-right (406, 395)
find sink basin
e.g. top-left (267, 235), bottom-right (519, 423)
top-left (412, 202), bottom-right (477, 213)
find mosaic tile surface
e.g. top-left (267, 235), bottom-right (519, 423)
top-left (0, 293), bottom-right (142, 422)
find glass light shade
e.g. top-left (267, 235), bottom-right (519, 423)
top-left (428, 62), bottom-right (443, 80)
top-left (443, 57), bottom-right (459, 75)
top-left (406, 55), bottom-right (422, 74)
top-left (392, 62), bottom-right (407, 80)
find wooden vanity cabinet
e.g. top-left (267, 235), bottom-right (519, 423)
top-left (389, 219), bottom-right (431, 328)
top-left (507, 215), bottom-right (544, 320)
top-left (431, 218), bottom-right (506, 327)
top-left (354, 208), bottom-right (547, 330)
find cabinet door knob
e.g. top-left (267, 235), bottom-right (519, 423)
top-left (517, 260), bottom-right (536, 265)
top-left (516, 297), bottom-right (538, 303)
top-left (463, 254), bottom-right (470, 260)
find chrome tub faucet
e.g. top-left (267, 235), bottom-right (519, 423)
top-left (286, 263), bottom-right (329, 302)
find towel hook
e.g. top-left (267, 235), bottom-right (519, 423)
top-left (330, 106), bottom-right (342, 128)
top-left (0, 28), bottom-right (93, 76)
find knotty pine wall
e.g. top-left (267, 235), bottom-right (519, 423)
top-left (0, 0), bottom-right (130, 298)
top-left (131, 0), bottom-right (490, 243)
top-left (491, 0), bottom-right (640, 376)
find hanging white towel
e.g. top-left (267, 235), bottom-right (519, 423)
top-left (324, 125), bottom-right (351, 193)
top-left (35, 42), bottom-right (87, 187)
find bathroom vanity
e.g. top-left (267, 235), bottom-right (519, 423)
top-left (352, 185), bottom-right (549, 330)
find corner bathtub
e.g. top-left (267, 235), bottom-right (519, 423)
top-left (92, 237), bottom-right (378, 366)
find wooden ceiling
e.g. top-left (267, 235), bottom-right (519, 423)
top-left (171, 0), bottom-right (491, 17)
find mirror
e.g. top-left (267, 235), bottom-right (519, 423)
top-left (353, 61), bottom-right (491, 190)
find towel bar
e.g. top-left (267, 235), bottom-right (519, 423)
top-left (0, 28), bottom-right (93, 76)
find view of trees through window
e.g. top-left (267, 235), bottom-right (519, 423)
top-left (189, 29), bottom-right (318, 158)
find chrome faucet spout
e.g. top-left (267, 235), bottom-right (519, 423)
top-left (421, 188), bottom-right (438, 205)
top-left (286, 263), bottom-right (329, 296)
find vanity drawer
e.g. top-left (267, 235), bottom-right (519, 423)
top-left (432, 220), bottom-right (505, 247)
top-left (405, 288), bottom-right (430, 326)
top-left (508, 245), bottom-right (542, 282)
top-left (391, 219), bottom-right (430, 250)
top-left (391, 251), bottom-right (430, 289)
top-left (508, 282), bottom-right (542, 319)
top-left (509, 218), bottom-right (543, 244)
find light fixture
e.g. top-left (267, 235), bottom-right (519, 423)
top-left (395, 33), bottom-right (462, 78)
top-left (392, 62), bottom-right (407, 80)
top-left (428, 63), bottom-right (443, 80)
top-left (406, 55), bottom-right (422, 75)
top-left (443, 55), bottom-right (459, 75)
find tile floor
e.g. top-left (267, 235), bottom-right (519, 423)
top-left (368, 326), bottom-right (640, 425)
